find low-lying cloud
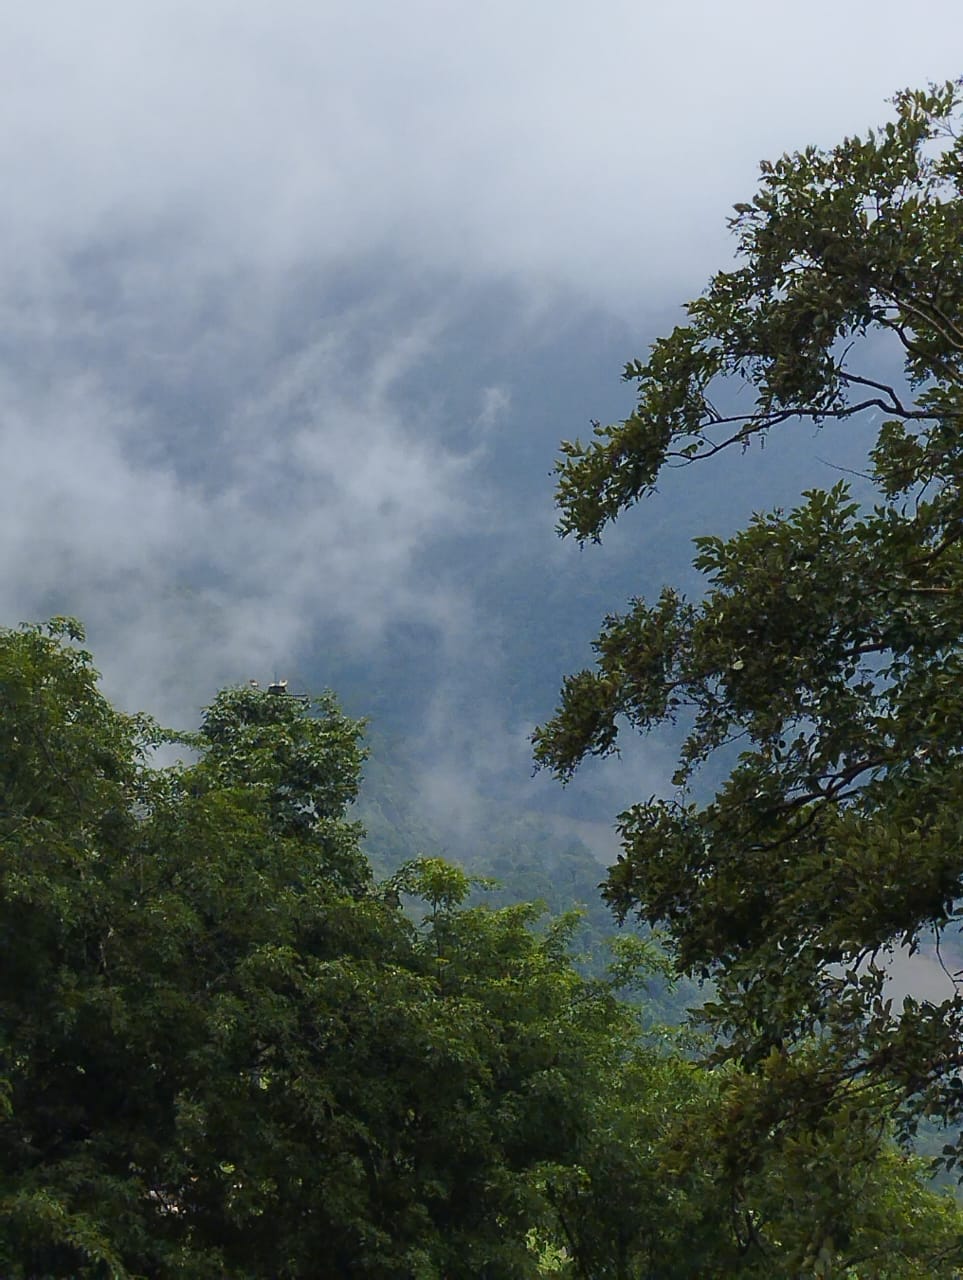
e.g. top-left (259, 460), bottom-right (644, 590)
top-left (1, 0), bottom-right (958, 780)
top-left (3, 2), bottom-right (959, 309)
top-left (0, 279), bottom-right (498, 728)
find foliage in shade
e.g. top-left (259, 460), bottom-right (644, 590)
top-left (1, 620), bottom-right (962, 1276)
top-left (535, 80), bottom-right (963, 1186)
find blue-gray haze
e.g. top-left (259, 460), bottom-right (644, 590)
top-left (1, 0), bottom-right (958, 843)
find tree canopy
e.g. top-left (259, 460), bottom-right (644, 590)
top-left (4, 620), bottom-right (963, 1275)
top-left (535, 80), bottom-right (963, 1171)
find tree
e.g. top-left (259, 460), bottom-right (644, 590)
top-left (534, 80), bottom-right (963, 1172)
top-left (0, 621), bottom-right (387, 1276)
top-left (535, 1042), bottom-right (963, 1279)
top-left (0, 621), bottom-right (700, 1275)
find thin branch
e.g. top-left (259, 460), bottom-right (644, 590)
top-left (935, 931), bottom-right (963, 994)
top-left (838, 370), bottom-right (916, 416)
top-left (894, 293), bottom-right (963, 354)
top-left (879, 315), bottom-right (963, 385)
top-left (665, 394), bottom-right (958, 469)
top-left (815, 455), bottom-right (875, 482)
top-left (907, 525), bottom-right (963, 568)
top-left (842, 641), bottom-right (890, 659)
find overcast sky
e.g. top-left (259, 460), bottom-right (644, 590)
top-left (4, 1), bottom-right (960, 302)
top-left (1, 2), bottom-right (959, 813)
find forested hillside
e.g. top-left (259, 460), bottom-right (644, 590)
top-left (356, 733), bottom-right (701, 1024)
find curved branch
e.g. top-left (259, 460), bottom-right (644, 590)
top-left (894, 293), bottom-right (963, 354)
top-left (878, 315), bottom-right (963, 384)
top-left (837, 371), bottom-right (916, 416)
top-left (665, 392), bottom-right (959, 468)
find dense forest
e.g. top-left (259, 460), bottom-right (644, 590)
top-left (3, 79), bottom-right (963, 1276)
top-left (2, 620), bottom-right (961, 1278)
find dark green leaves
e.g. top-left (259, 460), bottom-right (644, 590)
top-left (554, 80), bottom-right (963, 547)
top-left (537, 79), bottom-right (963, 1176)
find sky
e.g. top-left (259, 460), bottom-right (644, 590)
top-left (1, 1), bottom-right (960, 828)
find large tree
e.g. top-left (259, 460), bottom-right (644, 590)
top-left (535, 81), bottom-right (963, 1164)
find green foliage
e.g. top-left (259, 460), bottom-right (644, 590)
top-left (535, 82), bottom-right (963, 1190)
top-left (357, 739), bottom-right (702, 1023)
top-left (3, 620), bottom-right (962, 1276)
top-left (0, 622), bottom-right (648, 1276)
top-left (534, 1049), bottom-right (963, 1279)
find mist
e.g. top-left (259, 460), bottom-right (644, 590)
top-left (1, 1), bottom-right (959, 839)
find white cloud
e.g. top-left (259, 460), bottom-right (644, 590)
top-left (0, 297), bottom-right (487, 726)
top-left (1, 0), bottom-right (958, 738)
top-left (2, 1), bottom-right (959, 307)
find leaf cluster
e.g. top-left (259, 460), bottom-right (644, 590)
top-left (535, 80), bottom-right (963, 1189)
